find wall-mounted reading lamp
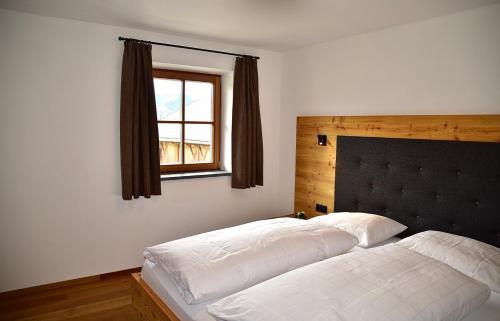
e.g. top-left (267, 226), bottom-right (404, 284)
top-left (317, 134), bottom-right (327, 146)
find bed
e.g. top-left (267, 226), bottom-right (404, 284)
top-left (132, 136), bottom-right (500, 321)
top-left (132, 235), bottom-right (399, 321)
top-left (132, 216), bottom-right (359, 321)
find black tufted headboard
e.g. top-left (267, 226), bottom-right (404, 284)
top-left (334, 136), bottom-right (500, 247)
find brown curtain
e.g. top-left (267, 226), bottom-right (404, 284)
top-left (231, 57), bottom-right (263, 188)
top-left (120, 40), bottom-right (161, 200)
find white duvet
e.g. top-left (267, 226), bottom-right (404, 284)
top-left (145, 218), bottom-right (358, 304)
top-left (207, 244), bottom-right (491, 321)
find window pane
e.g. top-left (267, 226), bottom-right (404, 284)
top-left (154, 78), bottom-right (182, 121)
top-left (184, 124), bottom-right (213, 164)
top-left (158, 123), bottom-right (182, 165)
top-left (185, 81), bottom-right (213, 122)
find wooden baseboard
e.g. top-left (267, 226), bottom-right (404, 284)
top-left (131, 272), bottom-right (181, 321)
top-left (0, 267), bottom-right (141, 298)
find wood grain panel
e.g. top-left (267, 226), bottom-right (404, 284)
top-left (131, 273), bottom-right (180, 321)
top-left (294, 115), bottom-right (500, 217)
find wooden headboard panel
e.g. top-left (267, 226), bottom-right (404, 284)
top-left (294, 115), bottom-right (500, 217)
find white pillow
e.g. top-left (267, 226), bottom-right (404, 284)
top-left (398, 231), bottom-right (500, 293)
top-left (309, 212), bottom-right (407, 247)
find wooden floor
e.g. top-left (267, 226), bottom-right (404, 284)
top-left (0, 269), bottom-right (141, 321)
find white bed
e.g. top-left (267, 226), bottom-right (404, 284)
top-left (142, 244), bottom-right (500, 321)
top-left (140, 214), bottom-right (500, 321)
top-left (144, 217), bottom-right (358, 305)
top-left (140, 236), bottom-right (400, 321)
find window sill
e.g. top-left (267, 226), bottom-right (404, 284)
top-left (160, 170), bottom-right (231, 181)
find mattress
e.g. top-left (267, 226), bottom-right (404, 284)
top-left (142, 259), bottom-right (215, 321)
top-left (141, 244), bottom-right (500, 321)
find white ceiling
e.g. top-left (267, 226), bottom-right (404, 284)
top-left (1, 0), bottom-right (498, 50)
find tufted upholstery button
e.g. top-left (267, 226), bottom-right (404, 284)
top-left (334, 136), bottom-right (500, 248)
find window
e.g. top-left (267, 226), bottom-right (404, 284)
top-left (153, 69), bottom-right (221, 173)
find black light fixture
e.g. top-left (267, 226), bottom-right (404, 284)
top-left (317, 134), bottom-right (327, 146)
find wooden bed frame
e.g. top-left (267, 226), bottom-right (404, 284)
top-left (131, 273), bottom-right (181, 321)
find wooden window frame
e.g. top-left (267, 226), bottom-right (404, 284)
top-left (153, 69), bottom-right (221, 174)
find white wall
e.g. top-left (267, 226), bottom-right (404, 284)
top-left (2, 3), bottom-right (500, 293)
top-left (278, 4), bottom-right (500, 213)
top-left (0, 9), bottom-right (282, 292)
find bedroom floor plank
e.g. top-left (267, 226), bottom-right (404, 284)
top-left (0, 269), bottom-right (141, 321)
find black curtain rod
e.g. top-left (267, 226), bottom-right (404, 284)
top-left (118, 37), bottom-right (260, 60)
